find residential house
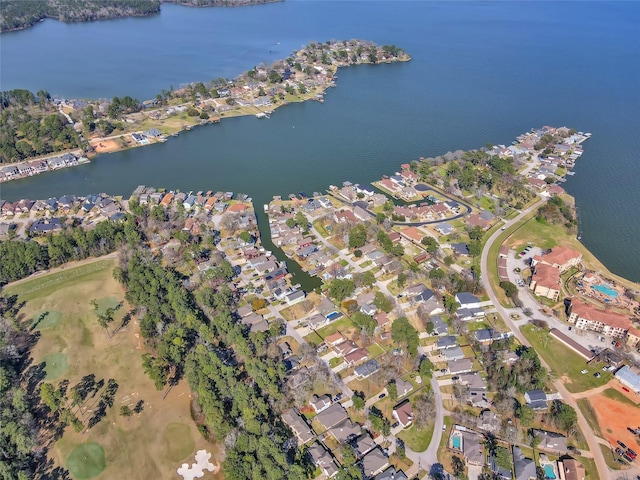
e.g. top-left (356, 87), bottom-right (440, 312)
top-left (329, 419), bottom-right (361, 443)
top-left (557, 458), bottom-right (585, 480)
top-left (353, 433), bottom-right (375, 458)
top-left (459, 372), bottom-right (488, 407)
top-left (362, 447), bottom-right (389, 478)
top-left (392, 400), bottom-right (414, 428)
top-left (513, 446), bottom-right (536, 480)
top-left (448, 358), bottom-right (474, 375)
top-left (455, 292), bottom-right (482, 309)
top-left (355, 359), bottom-right (380, 379)
top-left (435, 222), bottom-right (454, 236)
top-left (567, 299), bottom-right (631, 339)
top-left (374, 312), bottom-right (389, 332)
top-left (310, 394), bottom-right (332, 414)
top-left (436, 335), bottom-right (457, 350)
top-left (316, 403), bottom-right (349, 430)
top-left (531, 429), bottom-right (567, 453)
top-left (325, 332), bottom-right (346, 347)
top-left (285, 290), bottom-right (306, 305)
top-left (308, 442), bottom-right (339, 478)
top-left (395, 378), bottom-right (413, 398)
top-left (374, 467), bottom-right (408, 480)
top-left (524, 390), bottom-right (548, 411)
top-left (30, 218), bottom-right (63, 234)
top-left (334, 210), bottom-right (358, 223)
top-left (344, 348), bottom-right (369, 366)
top-left (307, 313), bottom-right (329, 330)
top-left (442, 347), bottom-right (465, 362)
top-left (451, 242), bottom-right (470, 256)
top-left (478, 410), bottom-right (501, 433)
top-left (334, 340), bottom-right (359, 356)
top-left (282, 408), bottom-right (315, 444)
top-left (489, 453), bottom-right (513, 479)
top-left (461, 430), bottom-right (485, 466)
top-left (475, 328), bottom-right (505, 344)
top-left (430, 316), bottom-right (448, 336)
top-left (456, 307), bottom-right (485, 322)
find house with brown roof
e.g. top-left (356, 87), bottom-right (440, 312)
top-left (344, 348), bottom-right (369, 366)
top-left (308, 442), bottom-right (339, 478)
top-left (160, 193), bottom-right (174, 207)
top-left (532, 246), bottom-right (582, 273)
top-left (568, 299), bottom-right (631, 339)
top-left (626, 326), bottom-right (640, 347)
top-left (316, 403), bottom-right (349, 430)
top-left (557, 458), bottom-right (585, 480)
top-left (325, 332), bottom-right (346, 346)
top-left (529, 262), bottom-right (561, 301)
top-left (282, 408), bottom-right (315, 444)
top-left (334, 340), bottom-right (359, 356)
top-left (334, 210), bottom-right (358, 224)
top-left (400, 226), bottom-right (424, 244)
top-left (362, 447), bottom-right (389, 478)
top-left (392, 400), bottom-right (414, 428)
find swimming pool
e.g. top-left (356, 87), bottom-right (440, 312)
top-left (326, 312), bottom-right (343, 321)
top-left (544, 464), bottom-right (556, 479)
top-left (452, 434), bottom-right (461, 449)
top-left (593, 284), bottom-right (619, 297)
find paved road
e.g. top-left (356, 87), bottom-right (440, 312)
top-left (480, 197), bottom-right (611, 480)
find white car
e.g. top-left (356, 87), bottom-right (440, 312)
top-left (581, 369), bottom-right (588, 374)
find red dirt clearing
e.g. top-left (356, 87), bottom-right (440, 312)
top-left (589, 394), bottom-right (640, 449)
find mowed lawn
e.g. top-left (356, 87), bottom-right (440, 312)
top-left (5, 259), bottom-right (220, 480)
top-left (520, 324), bottom-right (612, 393)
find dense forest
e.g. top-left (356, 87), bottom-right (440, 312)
top-left (0, 0), bottom-right (282, 32)
top-left (0, 89), bottom-right (82, 164)
top-left (0, 216), bottom-right (139, 285)
top-left (116, 251), bottom-right (311, 478)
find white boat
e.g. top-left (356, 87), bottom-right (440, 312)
top-left (263, 204), bottom-right (269, 212)
top-left (256, 112), bottom-right (269, 119)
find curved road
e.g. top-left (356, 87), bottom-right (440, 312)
top-left (480, 198), bottom-right (611, 480)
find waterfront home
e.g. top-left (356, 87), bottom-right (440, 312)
top-left (160, 193), bottom-right (174, 207)
top-left (392, 400), bottom-right (414, 429)
top-left (2, 165), bottom-right (19, 177)
top-left (183, 195), bottom-right (197, 210)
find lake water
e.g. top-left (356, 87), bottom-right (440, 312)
top-left (1, 1), bottom-right (639, 281)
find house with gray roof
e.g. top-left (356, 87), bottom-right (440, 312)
top-left (456, 292), bottom-right (482, 309)
top-left (430, 315), bottom-right (448, 336)
top-left (395, 378), bottom-right (413, 398)
top-left (489, 453), bottom-right (513, 479)
top-left (308, 442), bottom-right (339, 478)
top-left (442, 346), bottom-right (465, 362)
top-left (436, 335), bottom-right (457, 350)
top-left (355, 359), bottom-right (380, 379)
top-left (448, 358), bottom-right (474, 375)
top-left (361, 447), bottom-right (389, 478)
top-left (524, 390), bottom-right (548, 411)
top-left (282, 408), bottom-right (315, 445)
top-left (475, 328), bottom-right (505, 344)
top-left (461, 430), bottom-right (485, 466)
top-left (531, 429), bottom-right (567, 453)
top-left (353, 433), bottom-right (375, 458)
top-left (374, 467), bottom-right (408, 480)
top-left (435, 222), bottom-right (454, 235)
top-left (329, 418), bottom-right (361, 444)
top-left (310, 394), bottom-right (332, 413)
top-left (513, 446), bottom-right (536, 480)
top-left (316, 403), bottom-right (349, 430)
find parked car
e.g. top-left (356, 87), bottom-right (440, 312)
top-left (593, 372), bottom-right (601, 378)
top-left (581, 369), bottom-right (588, 374)
top-left (618, 440), bottom-right (627, 449)
top-left (451, 376), bottom-right (460, 381)
top-left (378, 393), bottom-right (386, 399)
top-left (628, 448), bottom-right (637, 456)
top-left (616, 448), bottom-right (625, 456)
top-left (391, 422), bottom-right (399, 429)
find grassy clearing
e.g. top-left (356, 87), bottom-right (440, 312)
top-left (12, 259), bottom-right (218, 480)
top-left (30, 310), bottom-right (62, 330)
top-left (602, 388), bottom-right (639, 407)
top-left (397, 423), bottom-right (434, 452)
top-left (521, 323), bottom-right (611, 393)
top-left (577, 399), bottom-right (602, 437)
top-left (315, 316), bottom-right (354, 339)
top-left (4, 259), bottom-right (114, 300)
top-left (600, 444), bottom-right (624, 470)
top-left (576, 456), bottom-right (598, 479)
top-left (66, 442), bottom-right (106, 479)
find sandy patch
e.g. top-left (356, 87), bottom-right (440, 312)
top-left (91, 139), bottom-right (122, 153)
top-left (589, 394), bottom-right (640, 448)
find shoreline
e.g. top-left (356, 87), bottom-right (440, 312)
top-left (0, 40), bottom-right (410, 185)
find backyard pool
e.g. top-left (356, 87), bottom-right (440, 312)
top-left (593, 284), bottom-right (619, 297)
top-left (544, 464), bottom-right (557, 479)
top-left (326, 312), bottom-right (343, 321)
top-left (452, 433), bottom-right (461, 450)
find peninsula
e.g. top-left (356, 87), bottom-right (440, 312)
top-left (2, 126), bottom-right (639, 480)
top-left (0, 40), bottom-right (410, 183)
top-left (0, 0), bottom-right (282, 33)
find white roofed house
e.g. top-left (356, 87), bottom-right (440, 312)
top-left (310, 394), bottom-right (332, 413)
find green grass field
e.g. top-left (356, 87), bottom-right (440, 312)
top-left (521, 323), bottom-right (612, 393)
top-left (600, 444), bottom-right (624, 470)
top-left (602, 388), bottom-right (639, 407)
top-left (577, 398), bottom-right (602, 437)
top-left (7, 258), bottom-right (220, 480)
top-left (398, 423), bottom-right (434, 452)
top-left (66, 442), bottom-right (106, 479)
top-left (42, 352), bottom-right (69, 379)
